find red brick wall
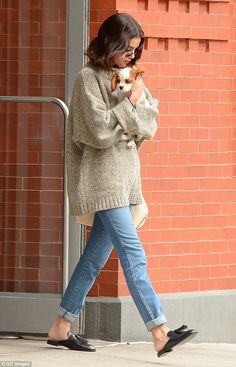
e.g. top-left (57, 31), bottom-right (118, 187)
top-left (88, 0), bottom-right (236, 297)
top-left (1, 0), bottom-right (235, 297)
top-left (0, 0), bottom-right (66, 293)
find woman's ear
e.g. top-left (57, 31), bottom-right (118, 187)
top-left (111, 73), bottom-right (119, 91)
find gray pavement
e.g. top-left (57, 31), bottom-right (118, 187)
top-left (0, 337), bottom-right (235, 367)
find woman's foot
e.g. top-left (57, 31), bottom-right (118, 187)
top-left (151, 323), bottom-right (170, 353)
top-left (48, 316), bottom-right (71, 341)
top-left (152, 324), bottom-right (198, 358)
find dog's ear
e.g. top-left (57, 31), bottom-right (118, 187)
top-left (111, 73), bottom-right (119, 91)
top-left (132, 65), bottom-right (146, 79)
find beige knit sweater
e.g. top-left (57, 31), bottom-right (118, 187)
top-left (66, 61), bottom-right (159, 216)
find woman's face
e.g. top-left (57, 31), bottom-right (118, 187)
top-left (112, 37), bottom-right (141, 68)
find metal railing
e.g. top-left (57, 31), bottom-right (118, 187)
top-left (0, 96), bottom-right (69, 293)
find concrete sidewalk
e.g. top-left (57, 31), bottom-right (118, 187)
top-left (0, 337), bottom-right (235, 367)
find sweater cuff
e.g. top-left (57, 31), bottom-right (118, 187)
top-left (112, 97), bottom-right (140, 134)
top-left (128, 97), bottom-right (136, 109)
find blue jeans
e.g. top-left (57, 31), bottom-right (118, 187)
top-left (58, 205), bottom-right (167, 331)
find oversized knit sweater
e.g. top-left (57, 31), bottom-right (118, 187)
top-left (66, 61), bottom-right (159, 216)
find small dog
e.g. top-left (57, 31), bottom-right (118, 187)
top-left (111, 65), bottom-right (149, 106)
top-left (111, 65), bottom-right (149, 148)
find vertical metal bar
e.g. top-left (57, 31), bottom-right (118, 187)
top-left (66, 0), bottom-right (90, 336)
top-left (0, 96), bottom-right (69, 293)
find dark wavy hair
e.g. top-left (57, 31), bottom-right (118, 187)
top-left (85, 13), bottom-right (145, 71)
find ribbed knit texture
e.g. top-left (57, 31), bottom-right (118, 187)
top-left (66, 61), bottom-right (159, 216)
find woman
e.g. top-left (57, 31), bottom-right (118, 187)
top-left (47, 13), bottom-right (197, 358)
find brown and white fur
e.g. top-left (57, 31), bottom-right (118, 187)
top-left (111, 65), bottom-right (149, 148)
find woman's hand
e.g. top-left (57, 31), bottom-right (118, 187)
top-left (129, 76), bottom-right (144, 105)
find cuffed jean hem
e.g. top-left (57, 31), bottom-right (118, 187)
top-left (145, 315), bottom-right (168, 332)
top-left (58, 306), bottom-right (77, 323)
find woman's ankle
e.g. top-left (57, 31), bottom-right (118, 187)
top-left (151, 324), bottom-right (170, 352)
top-left (56, 316), bottom-right (71, 327)
top-left (48, 316), bottom-right (71, 339)
top-left (151, 324), bottom-right (169, 338)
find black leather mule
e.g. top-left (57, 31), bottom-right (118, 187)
top-left (157, 325), bottom-right (198, 358)
top-left (47, 331), bottom-right (96, 352)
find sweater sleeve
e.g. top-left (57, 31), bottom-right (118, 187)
top-left (71, 68), bottom-right (159, 150)
top-left (71, 69), bottom-right (145, 150)
top-left (134, 87), bottom-right (159, 140)
top-left (134, 88), bottom-right (159, 150)
top-left (135, 137), bottom-right (145, 150)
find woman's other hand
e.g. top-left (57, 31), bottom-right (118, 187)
top-left (129, 76), bottom-right (144, 105)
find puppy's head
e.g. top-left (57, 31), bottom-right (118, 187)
top-left (111, 65), bottom-right (146, 93)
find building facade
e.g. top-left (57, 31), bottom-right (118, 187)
top-left (0, 0), bottom-right (236, 342)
